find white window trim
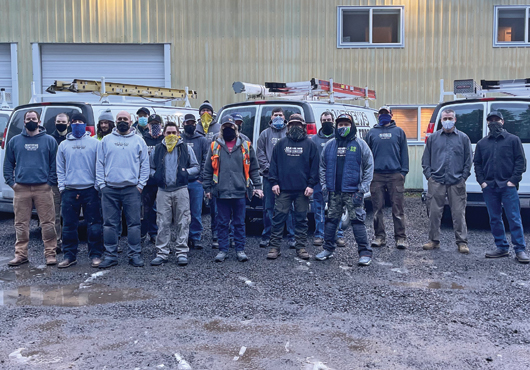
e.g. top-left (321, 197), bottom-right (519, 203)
top-left (337, 6), bottom-right (405, 49)
top-left (493, 5), bottom-right (530, 47)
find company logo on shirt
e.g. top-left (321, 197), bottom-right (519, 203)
top-left (114, 142), bottom-right (129, 148)
top-left (72, 144), bottom-right (86, 150)
top-left (285, 147), bottom-right (303, 156)
top-left (271, 137), bottom-right (280, 146)
top-left (379, 133), bottom-right (392, 140)
top-left (337, 147), bottom-right (347, 157)
top-left (187, 142), bottom-right (194, 148)
top-left (25, 144), bottom-right (38, 151)
top-left (147, 145), bottom-right (156, 155)
top-left (321, 143), bottom-right (326, 147)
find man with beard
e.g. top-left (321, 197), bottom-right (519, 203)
top-left (96, 110), bottom-right (115, 140)
top-left (266, 114), bottom-right (319, 260)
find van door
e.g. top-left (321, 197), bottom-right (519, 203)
top-left (489, 102), bottom-right (530, 196)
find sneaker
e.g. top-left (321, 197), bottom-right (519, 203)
top-left (288, 239), bottom-right (296, 249)
top-left (7, 256), bottom-right (29, 267)
top-left (267, 248), bottom-right (281, 259)
top-left (58, 258), bottom-right (77, 269)
top-left (457, 243), bottom-right (469, 254)
top-left (515, 251), bottom-right (529, 264)
top-left (46, 257), bottom-right (57, 266)
top-left (336, 238), bottom-right (346, 247)
top-left (91, 257), bottom-right (103, 268)
top-left (259, 238), bottom-right (269, 248)
top-left (423, 240), bottom-right (440, 250)
top-left (315, 250), bottom-right (334, 261)
top-left (485, 249), bottom-right (509, 258)
top-left (237, 251), bottom-right (249, 262)
top-left (396, 238), bottom-right (408, 250)
top-left (371, 237), bottom-right (386, 248)
top-left (98, 258), bottom-right (118, 269)
top-left (177, 255), bottom-right (188, 266)
top-left (150, 256), bottom-right (168, 266)
top-left (296, 248), bottom-right (310, 260)
top-left (313, 237), bottom-right (324, 246)
top-left (214, 251), bottom-right (227, 262)
top-left (358, 256), bottom-right (372, 266)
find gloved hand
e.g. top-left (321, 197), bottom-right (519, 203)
top-left (352, 191), bottom-right (364, 207)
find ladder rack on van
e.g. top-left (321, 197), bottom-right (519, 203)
top-left (44, 78), bottom-right (197, 108)
top-left (232, 78), bottom-right (376, 106)
top-left (439, 78), bottom-right (530, 102)
top-left (0, 88), bottom-right (11, 109)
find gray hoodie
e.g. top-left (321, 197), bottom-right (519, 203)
top-left (96, 128), bottom-right (150, 190)
top-left (56, 132), bottom-right (99, 192)
top-left (256, 124), bottom-right (288, 177)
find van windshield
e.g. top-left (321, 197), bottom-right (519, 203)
top-left (259, 106), bottom-right (302, 134)
top-left (218, 107), bottom-right (256, 142)
top-left (490, 103), bottom-right (530, 143)
top-left (438, 103), bottom-right (484, 144)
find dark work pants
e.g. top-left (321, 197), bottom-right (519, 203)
top-left (269, 191), bottom-right (309, 251)
top-left (141, 184), bottom-right (158, 239)
top-left (370, 172), bottom-right (406, 240)
top-left (217, 198), bottom-right (246, 252)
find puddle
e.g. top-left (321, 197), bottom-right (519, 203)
top-left (0, 266), bottom-right (49, 282)
top-left (203, 319), bottom-right (239, 333)
top-left (0, 255), bottom-right (12, 265)
top-left (391, 281), bottom-right (465, 290)
top-left (0, 283), bottom-right (152, 307)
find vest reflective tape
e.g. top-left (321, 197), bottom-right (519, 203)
top-left (211, 140), bottom-right (251, 186)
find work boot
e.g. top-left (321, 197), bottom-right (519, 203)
top-left (46, 256), bottom-right (57, 266)
top-left (8, 256), bottom-right (29, 267)
top-left (296, 248), bottom-right (310, 260)
top-left (336, 238), bottom-right (346, 247)
top-left (177, 255), bottom-right (188, 266)
top-left (214, 251), bottom-right (227, 262)
top-left (98, 258), bottom-right (118, 269)
top-left (423, 240), bottom-right (440, 250)
top-left (237, 251), bottom-right (249, 262)
top-left (267, 248), bottom-right (281, 260)
top-left (358, 256), bottom-right (372, 266)
top-left (485, 249), bottom-right (509, 258)
top-left (129, 256), bottom-right (144, 267)
top-left (58, 258), bottom-right (77, 269)
top-left (515, 251), bottom-right (529, 264)
top-left (457, 243), bottom-right (469, 254)
top-left (91, 257), bottom-right (103, 268)
top-left (259, 238), bottom-right (269, 248)
top-left (396, 238), bottom-right (408, 250)
top-left (150, 256), bottom-right (168, 266)
top-left (313, 237), bottom-right (324, 246)
top-left (371, 237), bottom-right (386, 248)
top-left (315, 249), bottom-right (334, 261)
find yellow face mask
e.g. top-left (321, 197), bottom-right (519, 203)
top-left (201, 112), bottom-right (213, 133)
top-left (165, 134), bottom-right (180, 153)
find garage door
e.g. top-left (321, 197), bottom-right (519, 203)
top-left (38, 44), bottom-right (169, 103)
top-left (0, 44), bottom-right (13, 106)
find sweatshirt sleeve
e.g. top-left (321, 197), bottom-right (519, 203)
top-left (463, 134), bottom-right (473, 181)
top-left (358, 139), bottom-right (374, 194)
top-left (137, 138), bottom-right (150, 190)
top-left (56, 144), bottom-right (66, 191)
top-left (319, 141), bottom-right (329, 190)
top-left (510, 136), bottom-right (526, 185)
top-left (421, 135), bottom-right (432, 180)
top-left (268, 142), bottom-right (279, 187)
top-left (307, 141), bottom-right (319, 189)
top-left (256, 131), bottom-right (269, 176)
top-left (47, 139), bottom-right (58, 186)
top-left (249, 144), bottom-right (262, 190)
top-left (202, 146), bottom-right (214, 194)
top-left (473, 142), bottom-right (485, 185)
top-left (3, 139), bottom-right (16, 188)
top-left (198, 137), bottom-right (209, 182)
top-left (400, 129), bottom-right (409, 176)
top-left (96, 139), bottom-right (106, 189)
top-left (187, 146), bottom-right (200, 178)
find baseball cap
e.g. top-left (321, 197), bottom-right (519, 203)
top-left (184, 114), bottom-right (196, 122)
top-left (232, 113), bottom-right (244, 122)
top-left (221, 115), bottom-right (235, 125)
top-left (137, 107), bottom-right (150, 116)
top-left (148, 114), bottom-right (162, 124)
top-left (336, 113), bottom-right (353, 124)
top-left (378, 106), bottom-right (392, 114)
top-left (288, 113), bottom-right (305, 124)
top-left (487, 110), bottom-right (504, 121)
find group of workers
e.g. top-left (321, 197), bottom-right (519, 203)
top-left (2, 101), bottom-right (528, 269)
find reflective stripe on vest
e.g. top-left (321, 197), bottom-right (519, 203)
top-left (211, 140), bottom-right (251, 186)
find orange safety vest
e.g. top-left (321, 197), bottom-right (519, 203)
top-left (211, 140), bottom-right (251, 186)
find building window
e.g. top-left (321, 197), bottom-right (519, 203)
top-left (494, 6), bottom-right (530, 47)
top-left (337, 6), bottom-right (404, 48)
top-left (389, 106), bottom-right (436, 142)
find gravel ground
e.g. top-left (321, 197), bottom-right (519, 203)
top-left (1, 195), bottom-right (530, 370)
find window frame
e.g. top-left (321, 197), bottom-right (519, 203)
top-left (337, 6), bottom-right (405, 49)
top-left (493, 5), bottom-right (530, 47)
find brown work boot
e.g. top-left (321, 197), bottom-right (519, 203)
top-left (336, 238), bottom-right (346, 247)
top-left (58, 258), bottom-right (77, 269)
top-left (267, 248), bottom-right (281, 259)
top-left (313, 237), bottom-right (324, 246)
top-left (396, 238), bottom-right (408, 250)
top-left (296, 248), bottom-right (310, 260)
top-left (371, 236), bottom-right (386, 248)
top-left (46, 256), bottom-right (57, 266)
top-left (91, 257), bottom-right (103, 268)
top-left (423, 240), bottom-right (440, 250)
top-left (8, 256), bottom-right (29, 267)
top-left (457, 243), bottom-right (469, 254)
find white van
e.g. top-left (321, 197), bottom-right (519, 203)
top-left (0, 101), bottom-right (198, 212)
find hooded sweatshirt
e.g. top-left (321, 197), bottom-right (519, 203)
top-left (256, 123), bottom-right (288, 177)
top-left (312, 128), bottom-right (335, 157)
top-left (142, 130), bottom-right (164, 186)
top-left (56, 132), bottom-right (99, 192)
top-left (196, 117), bottom-right (220, 142)
top-left (181, 130), bottom-right (210, 182)
top-left (4, 127), bottom-right (58, 187)
top-left (96, 128), bottom-right (150, 190)
top-left (51, 128), bottom-right (70, 146)
top-left (364, 121), bottom-right (409, 176)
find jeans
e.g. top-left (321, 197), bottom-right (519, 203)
top-left (101, 185), bottom-right (142, 260)
top-left (61, 188), bottom-right (104, 261)
top-left (262, 177), bottom-right (295, 240)
top-left (217, 198), bottom-right (246, 252)
top-left (312, 184), bottom-right (344, 239)
top-left (269, 191), bottom-right (309, 250)
top-left (482, 186), bottom-right (526, 252)
top-left (188, 180), bottom-right (204, 242)
top-left (141, 184), bottom-right (158, 239)
top-left (210, 195), bottom-right (218, 237)
top-left (370, 172), bottom-right (407, 240)
top-left (52, 185), bottom-right (62, 242)
top-left (155, 188), bottom-right (190, 258)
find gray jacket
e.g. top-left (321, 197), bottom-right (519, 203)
top-left (96, 128), bottom-right (150, 190)
top-left (56, 132), bottom-right (99, 192)
top-left (256, 124), bottom-right (288, 177)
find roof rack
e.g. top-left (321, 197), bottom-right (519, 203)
top-left (39, 78), bottom-right (197, 108)
top-left (440, 78), bottom-right (530, 102)
top-left (232, 78), bottom-right (376, 107)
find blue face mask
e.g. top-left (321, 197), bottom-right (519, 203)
top-left (378, 113), bottom-right (392, 126)
top-left (337, 126), bottom-right (350, 137)
top-left (72, 123), bottom-right (86, 138)
top-left (271, 116), bottom-right (286, 130)
top-left (138, 117), bottom-right (148, 127)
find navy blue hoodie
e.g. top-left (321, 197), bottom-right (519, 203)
top-left (181, 130), bottom-right (210, 182)
top-left (4, 127), bottom-right (58, 187)
top-left (364, 121), bottom-right (409, 176)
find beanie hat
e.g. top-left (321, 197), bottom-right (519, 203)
top-left (71, 113), bottom-right (88, 123)
top-left (98, 110), bottom-right (114, 122)
top-left (199, 100), bottom-right (214, 113)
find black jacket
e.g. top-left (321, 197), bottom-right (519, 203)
top-left (50, 129), bottom-right (68, 146)
top-left (151, 141), bottom-right (190, 190)
top-left (181, 131), bottom-right (209, 182)
top-left (364, 121), bottom-right (409, 176)
top-left (269, 136), bottom-right (319, 192)
top-left (142, 131), bottom-right (164, 186)
top-left (473, 129), bottom-right (526, 188)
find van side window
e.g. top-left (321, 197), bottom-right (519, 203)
top-left (259, 106), bottom-right (302, 134)
top-left (218, 107), bottom-right (256, 142)
top-left (440, 104), bottom-right (484, 144)
top-left (0, 113), bottom-right (10, 133)
top-left (491, 103), bottom-right (530, 143)
top-left (6, 108), bottom-right (43, 143)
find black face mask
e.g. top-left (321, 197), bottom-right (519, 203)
top-left (55, 123), bottom-right (68, 132)
top-left (488, 121), bottom-right (503, 137)
top-left (287, 126), bottom-right (307, 141)
top-left (184, 124), bottom-right (196, 135)
top-left (321, 121), bottom-right (334, 136)
top-left (117, 121), bottom-right (130, 133)
top-left (223, 127), bottom-right (236, 142)
top-left (25, 121), bottom-right (38, 132)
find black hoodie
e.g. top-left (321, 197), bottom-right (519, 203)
top-left (181, 130), bottom-right (210, 182)
top-left (364, 121), bottom-right (409, 176)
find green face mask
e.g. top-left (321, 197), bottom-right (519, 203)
top-left (338, 126), bottom-right (350, 137)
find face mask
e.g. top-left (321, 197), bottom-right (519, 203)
top-left (184, 124), bottom-right (196, 135)
top-left (117, 121), bottom-right (129, 133)
top-left (25, 121), bottom-right (38, 132)
top-left (222, 127), bottom-right (237, 142)
top-left (378, 114), bottom-right (392, 126)
top-left (321, 121), bottom-right (334, 135)
top-left (151, 124), bottom-right (162, 137)
top-left (287, 126), bottom-right (306, 141)
top-left (71, 123), bottom-right (86, 138)
top-left (488, 121), bottom-right (503, 137)
top-left (338, 126), bottom-right (351, 137)
top-left (165, 134), bottom-right (179, 153)
top-left (56, 123), bottom-right (68, 132)
top-left (201, 112), bottom-right (213, 133)
top-left (271, 116), bottom-right (286, 130)
top-left (442, 120), bottom-right (455, 130)
top-left (138, 117), bottom-right (148, 127)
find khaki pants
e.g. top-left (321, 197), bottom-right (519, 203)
top-left (52, 185), bottom-right (62, 242)
top-left (14, 183), bottom-right (57, 259)
top-left (155, 188), bottom-right (190, 259)
top-left (426, 178), bottom-right (468, 244)
top-left (370, 172), bottom-right (406, 240)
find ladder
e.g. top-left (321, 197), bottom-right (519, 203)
top-left (0, 88), bottom-right (11, 109)
top-left (44, 78), bottom-right (197, 107)
top-left (233, 78), bottom-right (376, 106)
top-left (440, 78), bottom-right (530, 102)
